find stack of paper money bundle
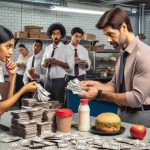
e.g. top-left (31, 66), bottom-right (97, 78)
top-left (18, 120), bottom-right (37, 139)
top-left (42, 109), bottom-right (57, 132)
top-left (10, 110), bottom-right (30, 136)
top-left (22, 98), bottom-right (38, 107)
top-left (10, 110), bottom-right (38, 138)
top-left (27, 107), bottom-right (43, 123)
top-left (37, 121), bottom-right (52, 135)
top-left (35, 101), bottom-right (51, 109)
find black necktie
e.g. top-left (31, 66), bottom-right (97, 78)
top-left (31, 56), bottom-right (35, 68)
top-left (118, 51), bottom-right (128, 92)
top-left (74, 48), bottom-right (79, 76)
top-left (28, 56), bottom-right (35, 82)
top-left (47, 47), bottom-right (57, 80)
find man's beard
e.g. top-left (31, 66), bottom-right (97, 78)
top-left (110, 37), bottom-right (127, 50)
top-left (110, 41), bottom-right (120, 50)
top-left (53, 38), bottom-right (61, 45)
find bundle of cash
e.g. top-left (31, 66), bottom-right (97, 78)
top-left (42, 109), bottom-right (55, 122)
top-left (37, 122), bottom-right (52, 135)
top-left (10, 110), bottom-right (30, 136)
top-left (18, 120), bottom-right (37, 139)
top-left (8, 141), bottom-right (22, 149)
top-left (10, 125), bottom-right (18, 136)
top-left (27, 107), bottom-right (43, 116)
top-left (0, 133), bottom-right (21, 143)
top-left (35, 101), bottom-right (51, 109)
top-left (27, 107), bottom-right (43, 122)
top-left (11, 110), bottom-right (30, 120)
top-left (19, 120), bottom-right (37, 128)
top-left (21, 106), bottom-right (32, 110)
top-left (42, 109), bottom-right (57, 133)
top-left (22, 98), bottom-right (38, 107)
top-left (66, 78), bottom-right (85, 94)
top-left (49, 100), bottom-right (62, 109)
top-left (33, 83), bottom-right (51, 102)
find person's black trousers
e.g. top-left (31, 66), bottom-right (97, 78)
top-left (44, 78), bottom-right (66, 104)
top-left (14, 74), bottom-right (24, 108)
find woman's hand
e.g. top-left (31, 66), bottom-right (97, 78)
top-left (5, 58), bottom-right (17, 75)
top-left (22, 81), bottom-right (37, 93)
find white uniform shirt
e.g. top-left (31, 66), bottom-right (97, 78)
top-left (66, 43), bottom-right (91, 76)
top-left (23, 51), bottom-right (46, 84)
top-left (0, 64), bottom-right (4, 100)
top-left (16, 54), bottom-right (29, 75)
top-left (0, 64), bottom-right (4, 83)
top-left (41, 42), bottom-right (74, 78)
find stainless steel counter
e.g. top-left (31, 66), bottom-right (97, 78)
top-left (0, 112), bottom-right (150, 150)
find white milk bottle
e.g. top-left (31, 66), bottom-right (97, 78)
top-left (78, 99), bottom-right (90, 131)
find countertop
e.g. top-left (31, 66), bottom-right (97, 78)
top-left (0, 111), bottom-right (150, 150)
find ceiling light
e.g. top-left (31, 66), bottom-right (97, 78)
top-left (50, 6), bottom-right (104, 15)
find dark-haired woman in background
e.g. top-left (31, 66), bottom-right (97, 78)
top-left (15, 44), bottom-right (30, 108)
top-left (0, 25), bottom-right (37, 115)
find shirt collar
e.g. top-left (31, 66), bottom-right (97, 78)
top-left (33, 50), bottom-right (43, 58)
top-left (52, 41), bottom-right (63, 49)
top-left (125, 36), bottom-right (139, 54)
top-left (69, 42), bottom-right (79, 50)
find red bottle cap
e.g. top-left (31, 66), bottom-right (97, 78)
top-left (80, 99), bottom-right (88, 103)
top-left (55, 108), bottom-right (73, 117)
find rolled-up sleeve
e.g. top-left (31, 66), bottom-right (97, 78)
top-left (109, 73), bottom-right (116, 92)
top-left (125, 53), bottom-right (150, 107)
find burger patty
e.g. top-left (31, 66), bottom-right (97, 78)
top-left (95, 120), bottom-right (121, 132)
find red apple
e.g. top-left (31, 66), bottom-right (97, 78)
top-left (130, 125), bottom-right (146, 140)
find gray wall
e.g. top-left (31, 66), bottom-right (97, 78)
top-left (0, 1), bottom-right (149, 62)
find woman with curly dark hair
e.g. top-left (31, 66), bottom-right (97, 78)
top-left (41, 23), bottom-right (74, 104)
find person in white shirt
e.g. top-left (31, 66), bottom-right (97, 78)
top-left (23, 40), bottom-right (45, 84)
top-left (41, 23), bottom-right (73, 104)
top-left (15, 44), bottom-right (29, 107)
top-left (0, 25), bottom-right (37, 115)
top-left (66, 27), bottom-right (91, 81)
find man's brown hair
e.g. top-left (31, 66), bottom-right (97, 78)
top-left (96, 7), bottom-right (133, 32)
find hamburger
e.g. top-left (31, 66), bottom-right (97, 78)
top-left (95, 113), bottom-right (121, 132)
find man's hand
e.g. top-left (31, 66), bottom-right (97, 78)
top-left (79, 61), bottom-right (88, 69)
top-left (28, 68), bottom-right (40, 79)
top-left (29, 72), bottom-right (40, 79)
top-left (44, 58), bottom-right (59, 65)
top-left (5, 58), bottom-right (17, 75)
top-left (22, 81), bottom-right (37, 93)
top-left (80, 86), bottom-right (98, 101)
top-left (74, 57), bottom-right (81, 64)
top-left (81, 80), bottom-right (101, 89)
top-left (17, 63), bottom-right (26, 68)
